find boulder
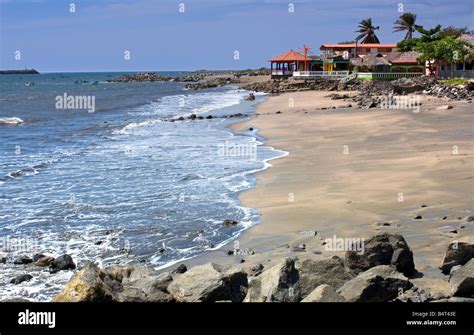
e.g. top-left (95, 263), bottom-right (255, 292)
top-left (0, 257), bottom-right (6, 264)
top-left (49, 254), bottom-right (76, 273)
top-left (172, 264), bottom-right (188, 274)
top-left (449, 259), bottom-right (474, 297)
top-left (10, 274), bottom-right (33, 285)
top-left (338, 265), bottom-right (413, 302)
top-left (34, 256), bottom-right (55, 267)
top-left (53, 263), bottom-right (121, 302)
top-left (167, 263), bottom-right (247, 302)
top-left (440, 237), bottom-right (474, 274)
top-left (244, 257), bottom-right (300, 302)
top-left (13, 256), bottom-right (33, 265)
top-left (301, 284), bottom-right (345, 302)
top-left (296, 256), bottom-right (353, 298)
top-left (344, 233), bottom-right (415, 277)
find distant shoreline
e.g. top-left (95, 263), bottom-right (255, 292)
top-left (0, 69), bottom-right (39, 75)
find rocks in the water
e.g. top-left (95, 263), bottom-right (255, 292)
top-left (449, 258), bottom-right (473, 297)
top-left (13, 256), bottom-right (33, 265)
top-left (0, 257), bottom-right (7, 264)
top-left (413, 215), bottom-right (422, 220)
top-left (301, 284), bottom-right (345, 302)
top-left (337, 265), bottom-right (413, 302)
top-left (244, 257), bottom-right (300, 302)
top-left (222, 219), bottom-right (238, 227)
top-left (440, 237), bottom-right (474, 274)
top-left (465, 215), bottom-right (474, 222)
top-left (168, 263), bottom-right (248, 302)
top-left (10, 274), bottom-right (33, 285)
top-left (185, 76), bottom-right (240, 90)
top-left (246, 93), bottom-right (256, 101)
top-left (172, 264), bottom-right (188, 274)
top-left (53, 263), bottom-right (122, 302)
top-left (49, 254), bottom-right (76, 273)
top-left (34, 256), bottom-right (55, 267)
top-left (344, 233), bottom-right (416, 277)
top-left (296, 256), bottom-right (354, 298)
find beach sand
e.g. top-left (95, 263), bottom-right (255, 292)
top-left (182, 89), bottom-right (473, 295)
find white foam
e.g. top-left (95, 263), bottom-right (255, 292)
top-left (0, 117), bottom-right (24, 125)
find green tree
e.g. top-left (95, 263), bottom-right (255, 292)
top-left (355, 18), bottom-right (380, 44)
top-left (393, 13), bottom-right (417, 40)
top-left (397, 24), bottom-right (442, 51)
top-left (415, 37), bottom-right (473, 77)
top-left (439, 26), bottom-right (473, 38)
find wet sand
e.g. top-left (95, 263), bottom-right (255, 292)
top-left (175, 90), bottom-right (473, 295)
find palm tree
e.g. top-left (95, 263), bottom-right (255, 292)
top-left (394, 13), bottom-right (417, 40)
top-left (355, 18), bottom-right (380, 44)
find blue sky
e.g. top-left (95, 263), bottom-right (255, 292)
top-left (1, 0), bottom-right (472, 72)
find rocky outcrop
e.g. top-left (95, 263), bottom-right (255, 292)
top-left (344, 233), bottom-right (416, 277)
top-left (301, 284), bottom-right (345, 302)
top-left (167, 263), bottom-right (248, 302)
top-left (10, 274), bottom-right (33, 285)
top-left (244, 258), bottom-right (300, 302)
top-left (337, 265), bottom-right (413, 302)
top-left (296, 256), bottom-right (353, 298)
top-left (449, 259), bottom-right (474, 297)
top-left (184, 77), bottom-right (240, 90)
top-left (53, 263), bottom-right (122, 302)
top-left (49, 254), bottom-right (76, 273)
top-left (440, 237), bottom-right (474, 274)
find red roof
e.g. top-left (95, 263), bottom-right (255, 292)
top-left (269, 50), bottom-right (308, 62)
top-left (321, 43), bottom-right (397, 49)
top-left (390, 59), bottom-right (418, 64)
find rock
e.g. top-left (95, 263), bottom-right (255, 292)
top-left (222, 219), bottom-right (238, 227)
top-left (337, 265), bottom-right (413, 302)
top-left (13, 256), bottom-right (33, 265)
top-left (436, 105), bottom-right (453, 110)
top-left (188, 113), bottom-right (197, 120)
top-left (49, 254), bottom-right (76, 273)
top-left (291, 244), bottom-right (306, 252)
top-left (244, 257), bottom-right (300, 302)
top-left (249, 263), bottom-right (264, 277)
top-left (10, 274), bottom-right (33, 284)
top-left (34, 256), bottom-right (55, 267)
top-left (32, 254), bottom-right (46, 262)
top-left (465, 215), bottom-right (474, 222)
top-left (344, 233), bottom-right (416, 277)
top-left (168, 263), bottom-right (248, 302)
top-left (53, 263), bottom-right (121, 302)
top-left (438, 225), bottom-right (457, 234)
top-left (246, 93), bottom-right (255, 101)
top-left (206, 115), bottom-right (213, 119)
top-left (449, 259), bottom-right (474, 297)
top-left (301, 284), bottom-right (345, 302)
top-left (0, 257), bottom-right (6, 264)
top-left (172, 264), bottom-right (187, 274)
top-left (296, 256), bottom-right (354, 298)
top-left (413, 215), bottom-right (422, 219)
top-left (440, 237), bottom-right (474, 274)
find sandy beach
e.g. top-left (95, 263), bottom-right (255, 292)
top-left (185, 89), bottom-right (473, 296)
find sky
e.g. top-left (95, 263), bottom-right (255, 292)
top-left (1, 0), bottom-right (473, 72)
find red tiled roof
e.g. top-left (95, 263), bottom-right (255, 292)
top-left (269, 50), bottom-right (308, 62)
top-left (320, 43), bottom-right (397, 49)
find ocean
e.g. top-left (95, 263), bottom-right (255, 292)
top-left (0, 72), bottom-right (286, 301)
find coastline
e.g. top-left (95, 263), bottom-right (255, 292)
top-left (180, 89), bottom-right (473, 296)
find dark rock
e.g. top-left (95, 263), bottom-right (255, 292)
top-left (49, 254), bottom-right (76, 273)
top-left (249, 263), bottom-right (264, 277)
top-left (414, 215), bottom-right (422, 220)
top-left (0, 257), bottom-right (6, 264)
top-left (13, 256), bottom-right (33, 265)
top-left (172, 264), bottom-right (187, 274)
top-left (10, 274), bottom-right (33, 284)
top-left (222, 219), bottom-right (238, 227)
top-left (34, 256), bottom-right (55, 267)
top-left (344, 233), bottom-right (416, 277)
top-left (206, 115), bottom-right (213, 119)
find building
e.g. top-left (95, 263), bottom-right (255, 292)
top-left (436, 34), bottom-right (474, 78)
top-left (320, 43), bottom-right (397, 59)
top-left (269, 50), bottom-right (310, 78)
